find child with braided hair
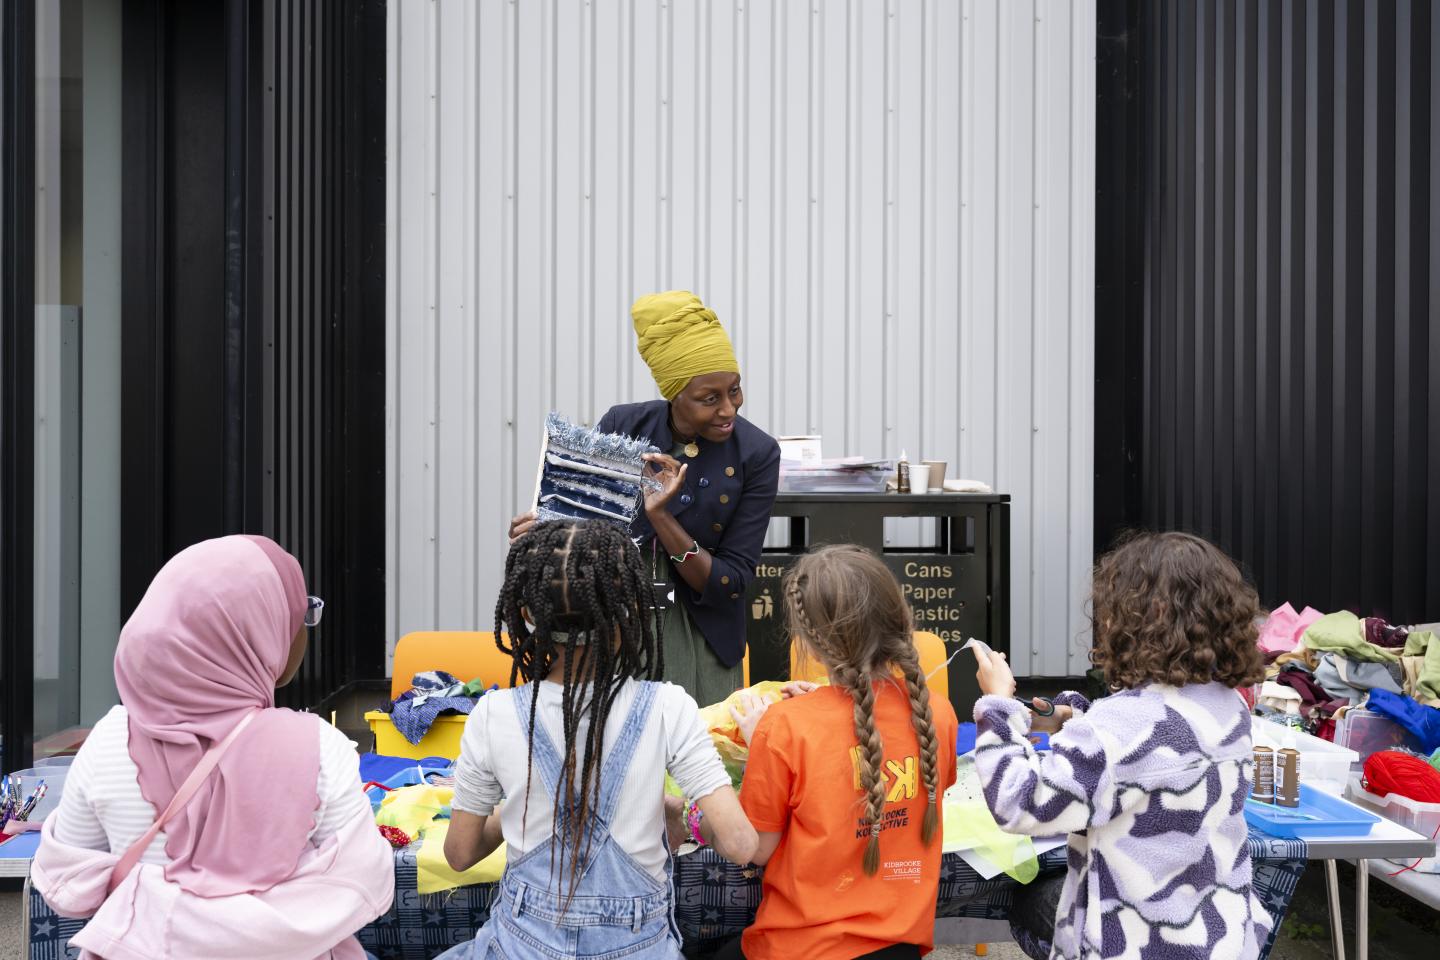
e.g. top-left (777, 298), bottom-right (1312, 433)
top-left (439, 520), bottom-right (756, 960)
top-left (718, 544), bottom-right (959, 960)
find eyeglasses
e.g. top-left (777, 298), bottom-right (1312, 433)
top-left (305, 595), bottom-right (325, 628)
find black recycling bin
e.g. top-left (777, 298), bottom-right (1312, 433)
top-left (745, 492), bottom-right (1011, 722)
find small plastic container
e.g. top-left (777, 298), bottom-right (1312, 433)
top-left (1252, 718), bottom-right (1359, 795)
top-left (1244, 784), bottom-right (1380, 839)
top-left (1347, 772), bottom-right (1440, 873)
top-left (1346, 772), bottom-right (1440, 838)
top-left (2, 766), bottom-right (68, 823)
top-left (1333, 709), bottom-right (1424, 764)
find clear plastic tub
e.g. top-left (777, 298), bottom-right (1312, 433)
top-left (1347, 772), bottom-right (1440, 873)
top-left (2, 766), bottom-right (68, 823)
top-left (1252, 718), bottom-right (1359, 795)
top-left (1333, 709), bottom-right (1423, 763)
top-left (1346, 772), bottom-right (1440, 838)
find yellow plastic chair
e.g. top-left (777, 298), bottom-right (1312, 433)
top-left (740, 631), bottom-right (949, 703)
top-left (389, 631), bottom-right (519, 700)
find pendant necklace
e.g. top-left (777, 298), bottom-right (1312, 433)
top-left (671, 414), bottom-right (700, 458)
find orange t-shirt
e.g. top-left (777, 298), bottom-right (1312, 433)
top-left (739, 680), bottom-right (959, 960)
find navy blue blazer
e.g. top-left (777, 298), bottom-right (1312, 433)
top-left (597, 399), bottom-right (780, 668)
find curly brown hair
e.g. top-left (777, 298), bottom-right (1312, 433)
top-left (1089, 531), bottom-right (1265, 690)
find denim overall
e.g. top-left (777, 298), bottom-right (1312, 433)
top-left (439, 681), bottom-right (683, 959)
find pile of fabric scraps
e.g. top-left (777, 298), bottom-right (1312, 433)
top-left (1257, 609), bottom-right (1440, 742)
top-left (386, 671), bottom-right (496, 745)
top-left (373, 783), bottom-right (506, 892)
top-left (1256, 603), bottom-right (1324, 657)
top-left (533, 411), bottom-right (659, 528)
top-left (694, 681), bottom-right (788, 789)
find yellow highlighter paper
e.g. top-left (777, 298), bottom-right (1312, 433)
top-left (417, 821), bottom-right (507, 893)
top-left (941, 759), bottom-right (1039, 883)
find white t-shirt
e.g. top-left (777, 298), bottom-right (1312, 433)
top-left (451, 678), bottom-right (730, 881)
top-left (50, 705), bottom-right (369, 864)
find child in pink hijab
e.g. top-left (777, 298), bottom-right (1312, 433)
top-left (33, 536), bottom-right (393, 960)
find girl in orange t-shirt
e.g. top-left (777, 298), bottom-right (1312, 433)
top-left (720, 544), bottom-right (959, 960)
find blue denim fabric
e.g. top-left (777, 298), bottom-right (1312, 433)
top-left (435, 681), bottom-right (683, 960)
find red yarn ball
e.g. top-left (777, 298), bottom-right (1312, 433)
top-left (1363, 751), bottom-right (1440, 803)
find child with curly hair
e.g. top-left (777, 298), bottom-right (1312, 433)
top-left (971, 532), bottom-right (1270, 960)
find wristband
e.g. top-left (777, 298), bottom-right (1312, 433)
top-left (670, 540), bottom-right (701, 565)
top-left (685, 799), bottom-right (706, 846)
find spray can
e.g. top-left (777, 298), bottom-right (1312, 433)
top-left (897, 450), bottom-right (911, 494)
top-left (1276, 748), bottom-right (1300, 807)
top-left (1252, 746), bottom-right (1275, 803)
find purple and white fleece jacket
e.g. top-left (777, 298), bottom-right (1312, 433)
top-left (974, 683), bottom-right (1271, 960)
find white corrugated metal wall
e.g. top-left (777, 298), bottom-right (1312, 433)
top-left (387, 0), bottom-right (1096, 676)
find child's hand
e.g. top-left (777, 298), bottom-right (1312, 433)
top-left (663, 793), bottom-right (689, 850)
top-left (972, 646), bottom-right (1016, 697)
top-left (1027, 700), bottom-right (1074, 737)
top-left (779, 680), bottom-right (818, 698)
top-left (729, 691), bottom-right (771, 745)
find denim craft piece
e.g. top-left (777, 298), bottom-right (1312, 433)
top-left (532, 412), bottom-right (657, 529)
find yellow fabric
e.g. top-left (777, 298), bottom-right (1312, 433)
top-left (416, 821), bottom-right (508, 893)
top-left (631, 291), bottom-right (740, 400)
top-left (375, 783), bottom-right (509, 893)
top-left (697, 681), bottom-right (786, 788)
top-left (376, 784), bottom-right (451, 839)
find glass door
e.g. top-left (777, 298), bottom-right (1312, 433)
top-left (30, 0), bottom-right (123, 758)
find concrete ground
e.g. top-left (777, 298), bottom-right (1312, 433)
top-left (1, 888), bottom-right (19, 960)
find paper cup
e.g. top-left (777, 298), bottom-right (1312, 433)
top-left (922, 460), bottom-right (947, 491)
top-left (908, 464), bottom-right (932, 494)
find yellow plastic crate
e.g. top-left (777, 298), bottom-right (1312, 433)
top-left (365, 710), bottom-right (467, 760)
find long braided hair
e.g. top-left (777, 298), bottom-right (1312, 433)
top-left (493, 520), bottom-right (663, 900)
top-left (782, 544), bottom-right (942, 876)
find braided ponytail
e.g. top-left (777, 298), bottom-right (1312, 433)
top-left (782, 544), bottom-right (945, 877)
top-left (830, 660), bottom-right (889, 875)
top-left (896, 645), bottom-right (941, 844)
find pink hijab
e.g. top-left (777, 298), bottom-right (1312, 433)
top-left (114, 535), bottom-right (320, 897)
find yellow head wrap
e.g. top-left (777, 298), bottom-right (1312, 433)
top-left (631, 291), bottom-right (740, 401)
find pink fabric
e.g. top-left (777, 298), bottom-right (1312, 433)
top-left (1257, 602), bottom-right (1324, 655)
top-left (113, 535), bottom-right (320, 897)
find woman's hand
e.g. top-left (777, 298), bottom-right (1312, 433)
top-left (508, 511), bottom-right (537, 544)
top-left (729, 691), bottom-right (772, 745)
top-left (642, 453), bottom-right (687, 515)
top-left (780, 681), bottom-right (818, 698)
top-left (972, 645), bottom-right (1017, 698)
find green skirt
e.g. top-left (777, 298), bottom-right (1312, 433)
top-left (658, 587), bottom-right (743, 707)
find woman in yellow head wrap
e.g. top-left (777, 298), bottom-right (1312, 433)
top-left (510, 292), bottom-right (780, 704)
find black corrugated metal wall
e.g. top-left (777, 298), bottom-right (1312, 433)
top-left (1128, 0), bottom-right (1438, 622)
top-left (117, 0), bottom-right (385, 712)
top-left (266, 0), bottom-right (387, 708)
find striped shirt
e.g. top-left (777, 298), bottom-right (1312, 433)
top-left (50, 705), bottom-right (368, 864)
